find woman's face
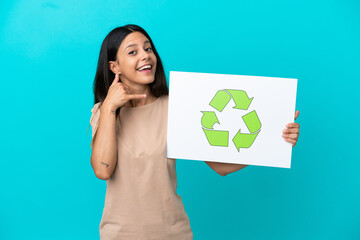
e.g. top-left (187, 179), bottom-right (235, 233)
top-left (110, 31), bottom-right (157, 89)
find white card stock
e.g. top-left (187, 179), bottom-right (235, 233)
top-left (167, 71), bottom-right (297, 168)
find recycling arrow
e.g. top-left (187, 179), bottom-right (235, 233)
top-left (232, 130), bottom-right (259, 150)
top-left (226, 90), bottom-right (253, 110)
top-left (201, 111), bottom-right (219, 129)
top-left (232, 110), bottom-right (261, 151)
top-left (201, 111), bottom-right (228, 146)
top-left (201, 89), bottom-right (262, 152)
top-left (242, 110), bottom-right (261, 133)
top-left (202, 128), bottom-right (229, 147)
top-left (209, 89), bottom-right (254, 112)
top-left (209, 90), bottom-right (231, 112)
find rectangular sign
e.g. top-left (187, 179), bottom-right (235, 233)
top-left (167, 71), bottom-right (298, 168)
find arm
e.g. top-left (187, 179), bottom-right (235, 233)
top-left (205, 110), bottom-right (300, 176)
top-left (205, 161), bottom-right (248, 176)
top-left (90, 102), bottom-right (118, 180)
top-left (90, 73), bottom-right (147, 180)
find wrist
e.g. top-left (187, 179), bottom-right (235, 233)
top-left (103, 101), bottom-right (117, 115)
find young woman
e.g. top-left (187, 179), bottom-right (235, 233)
top-left (90, 24), bottom-right (300, 239)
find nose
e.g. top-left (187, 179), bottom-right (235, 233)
top-left (140, 49), bottom-right (150, 61)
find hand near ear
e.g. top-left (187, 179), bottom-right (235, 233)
top-left (103, 74), bottom-right (146, 112)
top-left (282, 110), bottom-right (300, 147)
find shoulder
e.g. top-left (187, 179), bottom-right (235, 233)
top-left (158, 95), bottom-right (169, 109)
top-left (160, 94), bottom-right (169, 103)
top-left (91, 102), bottom-right (102, 113)
top-left (90, 102), bottom-right (102, 125)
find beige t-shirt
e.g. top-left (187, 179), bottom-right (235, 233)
top-left (90, 95), bottom-right (193, 240)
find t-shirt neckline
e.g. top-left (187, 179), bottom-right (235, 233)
top-left (121, 96), bottom-right (161, 111)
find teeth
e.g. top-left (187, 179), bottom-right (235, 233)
top-left (138, 65), bottom-right (152, 71)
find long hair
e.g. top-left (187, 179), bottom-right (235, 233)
top-left (93, 24), bottom-right (168, 116)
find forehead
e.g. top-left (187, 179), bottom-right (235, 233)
top-left (120, 32), bottom-right (150, 50)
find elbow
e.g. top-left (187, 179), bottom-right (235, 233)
top-left (219, 164), bottom-right (248, 176)
top-left (205, 161), bottom-right (231, 177)
top-left (94, 170), bottom-right (111, 180)
top-left (218, 170), bottom-right (229, 177)
top-left (91, 157), bottom-right (112, 180)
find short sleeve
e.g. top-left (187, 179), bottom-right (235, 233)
top-left (90, 102), bottom-right (102, 148)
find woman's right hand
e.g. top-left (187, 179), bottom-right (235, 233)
top-left (103, 74), bottom-right (146, 111)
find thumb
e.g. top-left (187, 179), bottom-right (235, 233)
top-left (294, 110), bottom-right (300, 120)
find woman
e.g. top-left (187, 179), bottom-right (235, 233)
top-left (90, 24), bottom-right (300, 239)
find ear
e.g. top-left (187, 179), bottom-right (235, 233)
top-left (108, 61), bottom-right (121, 74)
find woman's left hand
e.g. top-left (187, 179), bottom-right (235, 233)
top-left (282, 110), bottom-right (300, 147)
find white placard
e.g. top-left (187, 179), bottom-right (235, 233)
top-left (167, 71), bottom-right (297, 168)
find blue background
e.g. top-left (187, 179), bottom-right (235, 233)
top-left (1, 0), bottom-right (359, 239)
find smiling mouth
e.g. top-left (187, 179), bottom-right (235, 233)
top-left (137, 64), bottom-right (153, 72)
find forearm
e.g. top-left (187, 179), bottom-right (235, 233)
top-left (205, 161), bottom-right (248, 176)
top-left (91, 103), bottom-right (118, 180)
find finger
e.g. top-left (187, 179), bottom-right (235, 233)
top-left (282, 133), bottom-right (298, 140)
top-left (286, 122), bottom-right (300, 128)
top-left (111, 73), bottom-right (120, 86)
top-left (284, 138), bottom-right (297, 145)
top-left (283, 128), bottom-right (299, 134)
top-left (126, 94), bottom-right (147, 100)
top-left (294, 110), bottom-right (300, 120)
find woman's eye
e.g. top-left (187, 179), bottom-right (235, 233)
top-left (145, 47), bottom-right (152, 52)
top-left (128, 51), bottom-right (136, 55)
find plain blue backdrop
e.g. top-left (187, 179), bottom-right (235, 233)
top-left (0, 0), bottom-right (359, 239)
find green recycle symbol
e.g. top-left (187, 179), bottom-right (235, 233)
top-left (201, 89), bottom-right (262, 151)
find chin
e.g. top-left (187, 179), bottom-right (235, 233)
top-left (138, 75), bottom-right (156, 85)
top-left (126, 71), bottom-right (156, 86)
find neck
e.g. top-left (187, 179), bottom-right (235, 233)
top-left (122, 82), bottom-right (157, 108)
top-left (129, 93), bottom-right (157, 108)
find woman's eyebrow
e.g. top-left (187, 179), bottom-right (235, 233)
top-left (124, 44), bottom-right (136, 52)
top-left (124, 40), bottom-right (150, 52)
